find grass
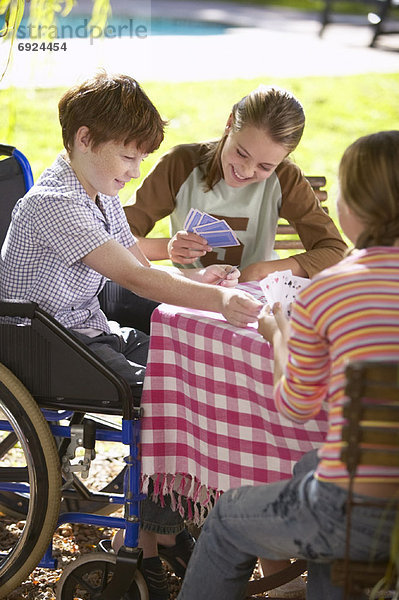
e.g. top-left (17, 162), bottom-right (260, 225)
top-left (1, 73), bottom-right (399, 240)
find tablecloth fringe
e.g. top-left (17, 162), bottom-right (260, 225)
top-left (141, 473), bottom-right (221, 526)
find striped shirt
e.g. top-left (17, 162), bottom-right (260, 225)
top-left (0, 154), bottom-right (136, 333)
top-left (275, 246), bottom-right (399, 483)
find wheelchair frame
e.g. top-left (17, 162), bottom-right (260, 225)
top-left (0, 299), bottom-right (149, 599)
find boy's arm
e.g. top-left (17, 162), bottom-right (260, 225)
top-left (83, 240), bottom-right (262, 328)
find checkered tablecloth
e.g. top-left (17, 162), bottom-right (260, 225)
top-left (140, 282), bottom-right (328, 522)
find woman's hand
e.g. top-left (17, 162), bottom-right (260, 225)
top-left (188, 264), bottom-right (240, 287)
top-left (167, 231), bottom-right (212, 264)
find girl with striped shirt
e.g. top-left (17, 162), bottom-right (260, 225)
top-left (177, 130), bottom-right (399, 600)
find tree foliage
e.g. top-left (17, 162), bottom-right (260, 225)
top-left (0, 0), bottom-right (112, 79)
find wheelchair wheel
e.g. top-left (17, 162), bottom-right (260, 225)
top-left (56, 553), bottom-right (149, 600)
top-left (0, 364), bottom-right (61, 599)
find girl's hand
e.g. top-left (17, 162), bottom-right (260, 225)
top-left (258, 303), bottom-right (291, 345)
top-left (257, 305), bottom-right (279, 342)
top-left (258, 303), bottom-right (290, 385)
top-left (167, 231), bottom-right (212, 264)
top-left (196, 264), bottom-right (240, 287)
top-left (271, 302), bottom-right (291, 345)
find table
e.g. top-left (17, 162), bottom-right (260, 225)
top-left (140, 281), bottom-right (328, 524)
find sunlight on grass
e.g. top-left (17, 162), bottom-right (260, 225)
top-left (1, 73), bottom-right (399, 242)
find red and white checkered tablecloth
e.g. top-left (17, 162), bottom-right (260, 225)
top-left (140, 282), bottom-right (328, 522)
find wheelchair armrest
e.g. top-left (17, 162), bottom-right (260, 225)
top-left (0, 302), bottom-right (134, 418)
top-left (0, 143), bottom-right (15, 156)
top-left (0, 299), bottom-right (38, 318)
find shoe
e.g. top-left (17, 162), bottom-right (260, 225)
top-left (141, 556), bottom-right (169, 600)
top-left (158, 528), bottom-right (196, 579)
top-left (98, 539), bottom-right (169, 600)
top-left (267, 575), bottom-right (306, 599)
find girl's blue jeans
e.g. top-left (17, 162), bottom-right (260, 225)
top-left (177, 450), bottom-right (395, 600)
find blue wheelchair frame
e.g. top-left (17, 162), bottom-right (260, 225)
top-left (0, 144), bottom-right (34, 191)
top-left (0, 299), bottom-right (147, 598)
top-left (0, 406), bottom-right (143, 568)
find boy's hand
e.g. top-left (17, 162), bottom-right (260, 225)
top-left (167, 230), bottom-right (211, 264)
top-left (220, 289), bottom-right (263, 328)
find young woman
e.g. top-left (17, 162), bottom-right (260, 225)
top-left (175, 130), bottom-right (399, 600)
top-left (124, 85), bottom-right (347, 282)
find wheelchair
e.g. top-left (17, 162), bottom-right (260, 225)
top-left (0, 145), bottom-right (153, 599)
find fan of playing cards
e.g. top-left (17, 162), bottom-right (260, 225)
top-left (184, 209), bottom-right (240, 247)
top-left (259, 270), bottom-right (310, 317)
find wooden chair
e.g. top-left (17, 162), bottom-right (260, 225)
top-left (274, 175), bottom-right (328, 251)
top-left (331, 360), bottom-right (399, 598)
top-left (247, 360), bottom-right (399, 599)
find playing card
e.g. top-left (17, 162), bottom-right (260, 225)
top-left (184, 209), bottom-right (240, 247)
top-left (281, 272), bottom-right (309, 307)
top-left (259, 270), bottom-right (310, 317)
top-left (196, 212), bottom-right (220, 227)
top-left (198, 229), bottom-right (240, 247)
top-left (194, 219), bottom-right (231, 234)
top-left (184, 208), bottom-right (203, 231)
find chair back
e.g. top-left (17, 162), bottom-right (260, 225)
top-left (342, 361), bottom-right (399, 474)
top-left (331, 360), bottom-right (399, 596)
top-left (274, 175), bottom-right (328, 251)
top-left (0, 144), bottom-right (34, 248)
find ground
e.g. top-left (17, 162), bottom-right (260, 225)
top-left (0, 437), bottom-right (295, 599)
top-left (1, 448), bottom-right (184, 600)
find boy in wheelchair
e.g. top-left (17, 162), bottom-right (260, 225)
top-left (0, 71), bottom-right (263, 600)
